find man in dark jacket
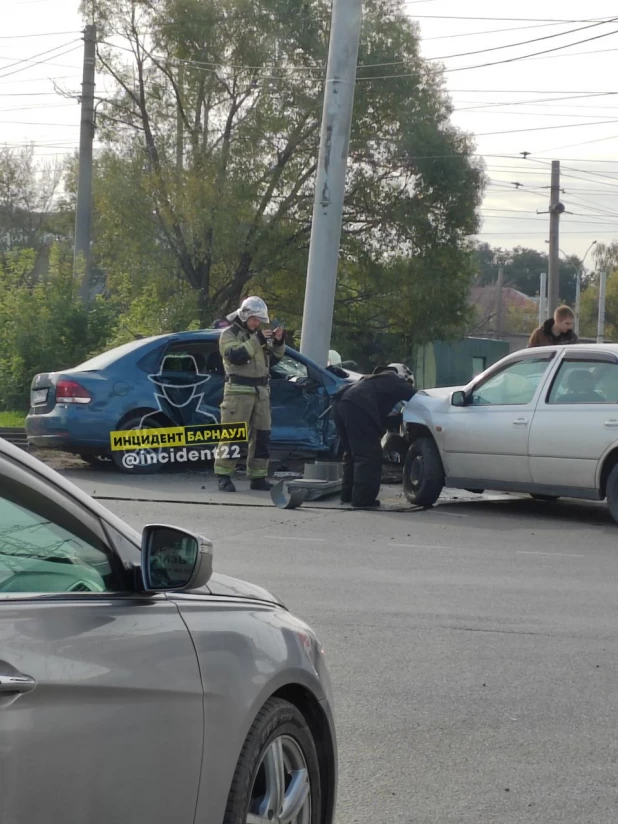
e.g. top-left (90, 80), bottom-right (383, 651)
top-left (333, 364), bottom-right (416, 509)
top-left (528, 305), bottom-right (578, 348)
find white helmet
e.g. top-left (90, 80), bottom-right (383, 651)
top-left (226, 296), bottom-right (270, 324)
top-left (388, 363), bottom-right (415, 385)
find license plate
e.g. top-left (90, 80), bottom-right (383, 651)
top-left (32, 388), bottom-right (48, 405)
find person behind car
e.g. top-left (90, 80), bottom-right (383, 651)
top-left (333, 364), bottom-right (416, 509)
top-left (528, 305), bottom-right (578, 348)
top-left (214, 296), bottom-right (285, 492)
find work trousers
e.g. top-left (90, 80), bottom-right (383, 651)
top-left (333, 400), bottom-right (383, 507)
top-left (214, 387), bottom-right (271, 479)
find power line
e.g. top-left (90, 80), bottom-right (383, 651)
top-left (0, 30), bottom-right (80, 39)
top-left (475, 119), bottom-right (618, 137)
top-left (0, 43), bottom-right (82, 81)
top-left (411, 14), bottom-right (617, 23)
top-left (0, 39), bottom-right (80, 79)
top-left (428, 17), bottom-right (618, 62)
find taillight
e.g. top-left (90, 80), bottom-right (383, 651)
top-left (56, 379), bottom-right (92, 404)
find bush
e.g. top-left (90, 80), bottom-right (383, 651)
top-left (0, 247), bottom-right (116, 411)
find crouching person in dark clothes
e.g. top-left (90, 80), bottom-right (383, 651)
top-left (214, 296), bottom-right (285, 492)
top-left (333, 363), bottom-right (416, 509)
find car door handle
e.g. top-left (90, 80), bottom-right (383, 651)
top-left (0, 674), bottom-right (37, 695)
top-left (513, 418), bottom-right (529, 426)
top-left (605, 420), bottom-right (618, 428)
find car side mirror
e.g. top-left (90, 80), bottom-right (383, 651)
top-left (141, 524), bottom-right (213, 592)
top-left (451, 390), bottom-right (467, 407)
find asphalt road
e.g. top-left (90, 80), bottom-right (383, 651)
top-left (66, 466), bottom-right (618, 824)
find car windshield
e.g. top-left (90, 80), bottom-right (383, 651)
top-left (75, 337), bottom-right (160, 371)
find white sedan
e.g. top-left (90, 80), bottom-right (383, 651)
top-left (399, 344), bottom-right (618, 522)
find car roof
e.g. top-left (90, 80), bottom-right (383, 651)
top-left (512, 343), bottom-right (618, 356)
top-left (0, 438), bottom-right (142, 544)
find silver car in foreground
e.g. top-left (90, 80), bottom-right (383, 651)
top-left (0, 438), bottom-right (336, 824)
top-left (397, 344), bottom-right (618, 523)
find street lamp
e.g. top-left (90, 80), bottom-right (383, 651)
top-left (544, 239), bottom-right (597, 335)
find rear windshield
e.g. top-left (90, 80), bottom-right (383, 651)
top-left (75, 337), bottom-right (160, 371)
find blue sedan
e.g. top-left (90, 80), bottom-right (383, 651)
top-left (26, 329), bottom-right (354, 472)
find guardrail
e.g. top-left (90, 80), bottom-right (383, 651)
top-left (0, 427), bottom-right (28, 450)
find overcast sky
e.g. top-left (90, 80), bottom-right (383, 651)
top-left (3, 0), bottom-right (618, 266)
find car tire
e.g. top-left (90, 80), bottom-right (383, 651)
top-left (530, 494), bottom-right (560, 502)
top-left (110, 416), bottom-right (164, 475)
top-left (223, 697), bottom-right (322, 824)
top-left (403, 435), bottom-right (444, 507)
top-left (605, 464), bottom-right (618, 524)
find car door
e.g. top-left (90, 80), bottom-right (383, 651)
top-left (442, 352), bottom-right (557, 484)
top-left (529, 350), bottom-right (618, 491)
top-left (269, 352), bottom-right (331, 452)
top-left (154, 337), bottom-right (224, 427)
top-left (0, 456), bottom-right (203, 824)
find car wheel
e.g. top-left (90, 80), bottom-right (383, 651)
top-left (530, 494), bottom-right (560, 502)
top-left (223, 697), bottom-right (321, 824)
top-left (403, 435), bottom-right (444, 507)
top-left (606, 464), bottom-right (618, 524)
top-left (110, 416), bottom-right (164, 475)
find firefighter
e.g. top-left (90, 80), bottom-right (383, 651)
top-left (333, 364), bottom-right (416, 509)
top-left (214, 296), bottom-right (285, 492)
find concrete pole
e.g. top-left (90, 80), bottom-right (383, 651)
top-left (75, 24), bottom-right (96, 301)
top-left (539, 272), bottom-right (547, 326)
top-left (575, 268), bottom-right (582, 336)
top-left (176, 63), bottom-right (184, 178)
top-left (547, 160), bottom-right (561, 314)
top-left (300, 0), bottom-right (362, 366)
top-left (597, 270), bottom-right (607, 343)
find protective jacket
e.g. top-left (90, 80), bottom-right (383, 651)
top-left (219, 319), bottom-right (285, 394)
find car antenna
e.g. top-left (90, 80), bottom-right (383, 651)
top-left (122, 322), bottom-right (144, 340)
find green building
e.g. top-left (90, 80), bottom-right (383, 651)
top-left (412, 337), bottom-right (509, 389)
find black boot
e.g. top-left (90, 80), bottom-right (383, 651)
top-left (250, 478), bottom-right (272, 491)
top-left (352, 499), bottom-right (381, 510)
top-left (218, 476), bottom-right (236, 492)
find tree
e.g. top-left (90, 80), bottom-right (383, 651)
top-left (0, 146), bottom-right (69, 257)
top-left (473, 243), bottom-right (580, 305)
top-left (84, 0), bottom-right (484, 331)
top-left (0, 247), bottom-right (115, 410)
top-left (580, 268), bottom-right (618, 341)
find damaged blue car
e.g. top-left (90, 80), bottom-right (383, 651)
top-left (25, 330), bottom-right (356, 473)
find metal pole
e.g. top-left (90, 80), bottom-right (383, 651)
top-left (597, 270), bottom-right (607, 343)
top-left (575, 268), bottom-right (582, 336)
top-left (75, 24), bottom-right (96, 302)
top-left (539, 272), bottom-right (547, 326)
top-left (300, 0), bottom-right (362, 366)
top-left (547, 160), bottom-right (561, 314)
top-left (495, 267), bottom-right (504, 337)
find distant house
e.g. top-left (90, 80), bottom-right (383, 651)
top-left (469, 284), bottom-right (539, 338)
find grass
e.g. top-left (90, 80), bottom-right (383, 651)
top-left (0, 411), bottom-right (26, 428)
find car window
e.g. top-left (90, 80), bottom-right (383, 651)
top-left (548, 360), bottom-right (618, 404)
top-left (470, 358), bottom-right (552, 407)
top-left (0, 491), bottom-right (121, 594)
top-left (271, 354), bottom-right (309, 381)
top-left (161, 342), bottom-right (221, 376)
top-left (75, 337), bottom-right (160, 371)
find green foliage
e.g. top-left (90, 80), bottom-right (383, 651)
top-left (474, 243), bottom-right (580, 304)
top-left (0, 411), bottom-right (26, 427)
top-left (580, 270), bottom-right (618, 340)
top-left (87, 0), bottom-right (484, 336)
top-left (0, 247), bottom-right (115, 410)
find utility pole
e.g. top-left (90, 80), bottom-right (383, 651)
top-left (75, 24), bottom-right (96, 302)
top-left (495, 267), bottom-right (504, 337)
top-left (597, 270), bottom-right (607, 343)
top-left (539, 272), bottom-right (547, 326)
top-left (300, 0), bottom-right (362, 367)
top-left (547, 161), bottom-right (564, 315)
